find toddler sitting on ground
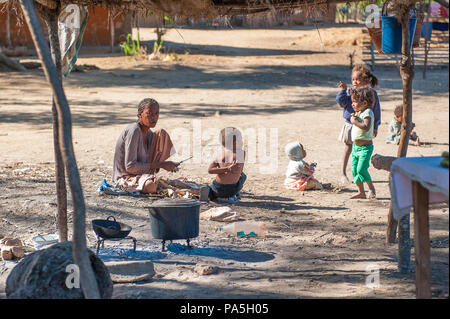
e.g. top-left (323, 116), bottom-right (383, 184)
top-left (284, 141), bottom-right (322, 191)
top-left (386, 105), bottom-right (420, 146)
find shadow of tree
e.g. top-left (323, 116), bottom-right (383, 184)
top-left (166, 243), bottom-right (275, 262)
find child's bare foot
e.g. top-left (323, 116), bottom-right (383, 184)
top-left (368, 191), bottom-right (376, 199)
top-left (350, 192), bottom-right (366, 199)
top-left (414, 137), bottom-right (421, 146)
top-left (307, 178), bottom-right (323, 190)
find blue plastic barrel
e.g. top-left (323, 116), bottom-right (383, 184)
top-left (432, 22), bottom-right (449, 31)
top-left (421, 22), bottom-right (433, 40)
top-left (382, 16), bottom-right (417, 54)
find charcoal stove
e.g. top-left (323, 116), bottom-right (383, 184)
top-left (94, 236), bottom-right (137, 255)
top-left (91, 216), bottom-right (137, 255)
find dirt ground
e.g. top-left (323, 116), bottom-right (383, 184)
top-left (0, 25), bottom-right (448, 299)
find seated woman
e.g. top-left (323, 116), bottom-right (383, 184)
top-left (112, 98), bottom-right (180, 194)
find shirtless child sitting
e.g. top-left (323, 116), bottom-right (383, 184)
top-left (207, 127), bottom-right (246, 204)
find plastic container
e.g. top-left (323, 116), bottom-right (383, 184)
top-left (432, 22), bottom-right (449, 31)
top-left (32, 233), bottom-right (59, 250)
top-left (381, 16), bottom-right (417, 54)
top-left (421, 21), bottom-right (432, 40)
top-left (217, 221), bottom-right (267, 238)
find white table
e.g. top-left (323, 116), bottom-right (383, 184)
top-left (389, 156), bottom-right (449, 298)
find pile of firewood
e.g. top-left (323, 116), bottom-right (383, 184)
top-left (0, 235), bottom-right (25, 261)
top-left (156, 178), bottom-right (209, 201)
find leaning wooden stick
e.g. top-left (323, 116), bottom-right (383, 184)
top-left (19, 0), bottom-right (100, 299)
top-left (0, 52), bottom-right (27, 72)
top-left (371, 154), bottom-right (397, 172)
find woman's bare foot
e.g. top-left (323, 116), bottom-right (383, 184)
top-left (350, 192), bottom-right (366, 199)
top-left (368, 191), bottom-right (376, 199)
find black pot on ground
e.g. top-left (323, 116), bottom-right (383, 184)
top-left (148, 198), bottom-right (201, 244)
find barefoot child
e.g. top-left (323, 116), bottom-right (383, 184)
top-left (386, 105), bottom-right (421, 146)
top-left (207, 127), bottom-right (246, 203)
top-left (336, 65), bottom-right (381, 185)
top-left (349, 87), bottom-right (376, 199)
top-left (284, 141), bottom-right (322, 191)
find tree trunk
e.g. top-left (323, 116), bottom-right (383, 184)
top-left (422, 3), bottom-right (431, 80)
top-left (398, 213), bottom-right (411, 273)
top-left (19, 0), bottom-right (100, 299)
top-left (371, 152), bottom-right (399, 243)
top-left (385, 7), bottom-right (416, 246)
top-left (386, 202), bottom-right (398, 243)
top-left (395, 8), bottom-right (415, 271)
top-left (44, 8), bottom-right (69, 243)
top-left (6, 3), bottom-right (12, 48)
top-left (398, 18), bottom-right (414, 158)
top-left (109, 9), bottom-right (115, 53)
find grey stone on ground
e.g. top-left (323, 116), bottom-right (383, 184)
top-left (5, 241), bottom-right (113, 299)
top-left (194, 264), bottom-right (218, 276)
top-left (104, 260), bottom-right (155, 283)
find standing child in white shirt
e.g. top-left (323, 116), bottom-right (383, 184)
top-left (349, 87), bottom-right (377, 199)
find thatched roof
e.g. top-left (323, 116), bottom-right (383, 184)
top-left (1, 1), bottom-right (424, 22)
top-left (2, 0), bottom-right (357, 17)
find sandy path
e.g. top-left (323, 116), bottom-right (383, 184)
top-left (0, 25), bottom-right (448, 299)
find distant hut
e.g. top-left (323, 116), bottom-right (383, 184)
top-left (0, 4), bottom-right (132, 48)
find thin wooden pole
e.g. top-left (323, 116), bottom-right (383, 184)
top-left (43, 8), bottom-right (69, 243)
top-left (6, 2), bottom-right (12, 48)
top-left (0, 52), bottom-right (27, 71)
top-left (398, 214), bottom-right (411, 273)
top-left (396, 4), bottom-right (415, 273)
top-left (412, 181), bottom-right (432, 299)
top-left (386, 6), bottom-right (416, 245)
top-left (19, 0), bottom-right (100, 299)
top-left (370, 42), bottom-right (375, 71)
top-left (109, 9), bottom-right (115, 53)
top-left (423, 2), bottom-right (431, 79)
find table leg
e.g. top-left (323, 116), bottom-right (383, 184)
top-left (398, 214), bottom-right (411, 273)
top-left (412, 181), bottom-right (432, 299)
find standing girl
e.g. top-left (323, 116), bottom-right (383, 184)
top-left (336, 64), bottom-right (381, 185)
top-left (349, 87), bottom-right (376, 199)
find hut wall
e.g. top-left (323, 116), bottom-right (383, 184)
top-left (0, 5), bottom-right (132, 47)
top-left (136, 4), bottom-right (337, 28)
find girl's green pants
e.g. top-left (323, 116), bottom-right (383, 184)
top-left (352, 143), bottom-right (374, 184)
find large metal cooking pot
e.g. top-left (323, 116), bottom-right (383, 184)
top-left (91, 216), bottom-right (132, 239)
top-left (148, 198), bottom-right (201, 243)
